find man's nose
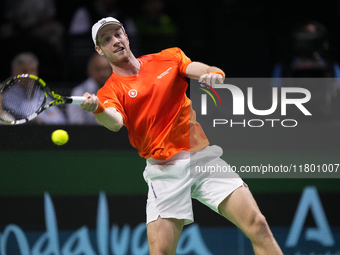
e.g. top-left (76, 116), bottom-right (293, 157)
top-left (112, 36), bottom-right (120, 45)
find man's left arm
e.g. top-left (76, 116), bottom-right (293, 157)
top-left (185, 62), bottom-right (225, 87)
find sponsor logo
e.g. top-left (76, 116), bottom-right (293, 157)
top-left (157, 67), bottom-right (172, 79)
top-left (128, 89), bottom-right (138, 98)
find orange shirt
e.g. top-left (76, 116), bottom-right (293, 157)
top-left (97, 47), bottom-right (209, 160)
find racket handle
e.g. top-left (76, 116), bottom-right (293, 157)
top-left (67, 96), bottom-right (87, 105)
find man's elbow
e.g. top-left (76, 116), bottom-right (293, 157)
top-left (102, 122), bottom-right (123, 132)
top-left (109, 124), bottom-right (122, 132)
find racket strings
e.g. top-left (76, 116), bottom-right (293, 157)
top-left (0, 77), bottom-right (45, 122)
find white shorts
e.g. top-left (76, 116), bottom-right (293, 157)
top-left (143, 145), bottom-right (244, 225)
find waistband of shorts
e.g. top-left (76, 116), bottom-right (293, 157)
top-left (146, 150), bottom-right (193, 165)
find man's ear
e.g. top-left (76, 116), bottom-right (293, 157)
top-left (95, 45), bottom-right (104, 56)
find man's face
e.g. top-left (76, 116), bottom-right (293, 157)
top-left (95, 24), bottom-right (131, 64)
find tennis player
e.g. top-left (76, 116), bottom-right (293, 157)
top-left (81, 17), bottom-right (283, 255)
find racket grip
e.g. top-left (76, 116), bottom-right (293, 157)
top-left (68, 96), bottom-right (87, 105)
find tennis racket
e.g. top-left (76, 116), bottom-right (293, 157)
top-left (0, 74), bottom-right (86, 125)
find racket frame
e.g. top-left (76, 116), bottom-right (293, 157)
top-left (0, 74), bottom-right (85, 125)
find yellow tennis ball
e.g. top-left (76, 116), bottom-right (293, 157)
top-left (51, 129), bottom-right (69, 146)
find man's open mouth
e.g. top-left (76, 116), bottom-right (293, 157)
top-left (114, 47), bottom-right (124, 53)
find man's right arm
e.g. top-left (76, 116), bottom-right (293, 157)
top-left (80, 93), bottom-right (123, 132)
top-left (94, 107), bottom-right (123, 132)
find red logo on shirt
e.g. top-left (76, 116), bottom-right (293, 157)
top-left (128, 89), bottom-right (137, 98)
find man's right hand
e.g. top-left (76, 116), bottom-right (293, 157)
top-left (80, 92), bottom-right (99, 112)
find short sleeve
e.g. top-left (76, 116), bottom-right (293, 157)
top-left (97, 84), bottom-right (128, 124)
top-left (163, 48), bottom-right (192, 77)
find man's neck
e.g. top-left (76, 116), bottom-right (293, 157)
top-left (111, 56), bottom-right (140, 76)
